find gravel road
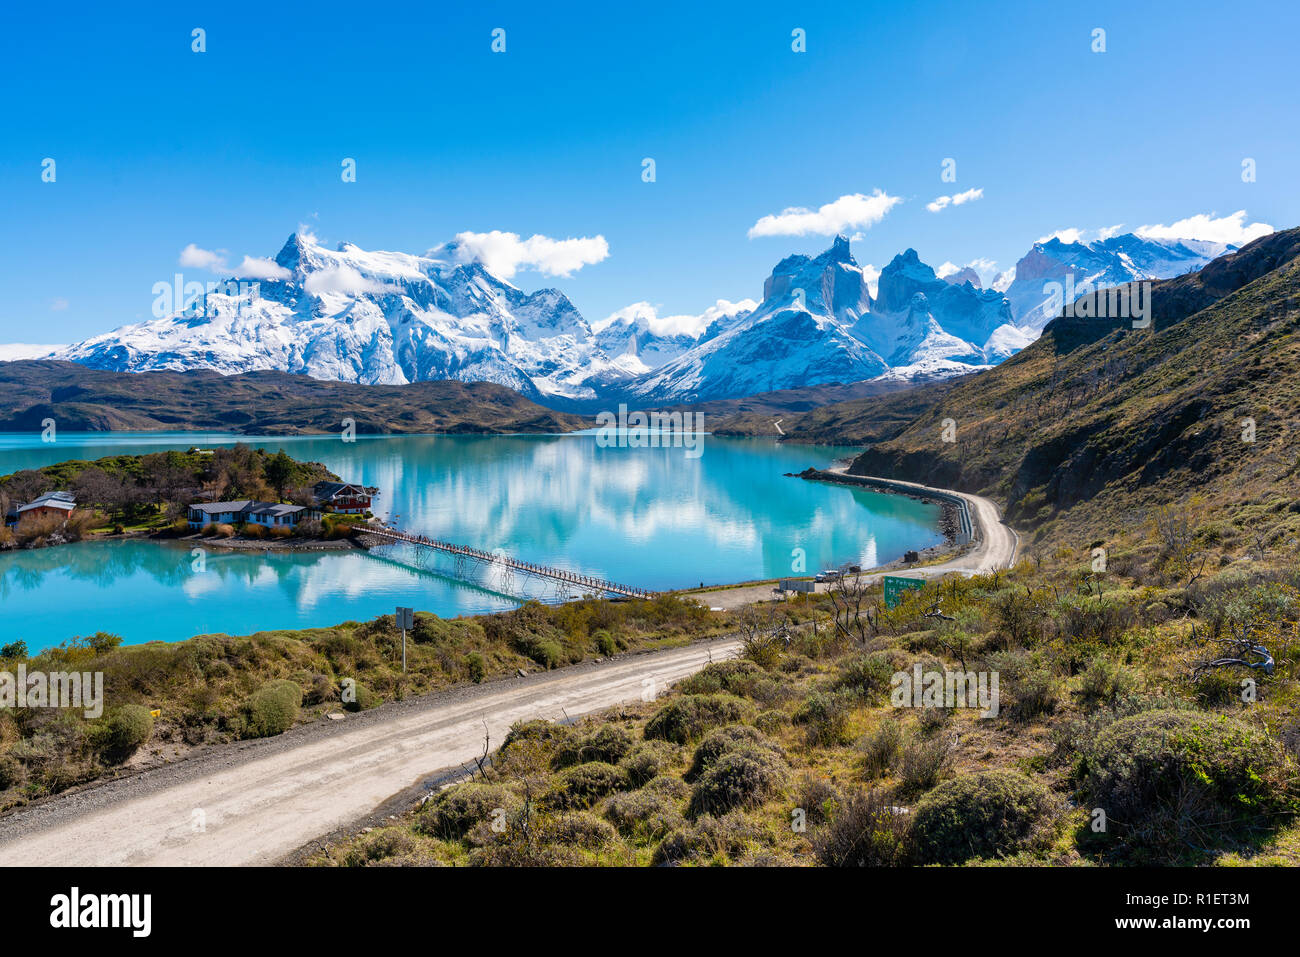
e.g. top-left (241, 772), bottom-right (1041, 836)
top-left (0, 638), bottom-right (738, 866)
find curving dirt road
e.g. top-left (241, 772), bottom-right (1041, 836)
top-left (691, 474), bottom-right (1020, 610)
top-left (0, 639), bottom-right (738, 867)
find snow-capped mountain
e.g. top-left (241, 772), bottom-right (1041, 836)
top-left (1003, 235), bottom-right (1232, 330)
top-left (60, 233), bottom-right (600, 399)
top-left (49, 227), bottom-right (1247, 407)
top-left (590, 299), bottom-right (755, 380)
top-left (618, 238), bottom-right (1026, 404)
top-left (619, 238), bottom-right (889, 403)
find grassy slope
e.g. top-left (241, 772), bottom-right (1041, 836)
top-left (0, 361), bottom-right (589, 434)
top-left (0, 595), bottom-right (750, 812)
top-left (312, 554), bottom-right (1300, 868)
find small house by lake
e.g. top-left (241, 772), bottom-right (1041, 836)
top-left (187, 500), bottom-right (315, 530)
top-left (186, 479), bottom-right (377, 530)
top-left (311, 481), bottom-right (377, 515)
top-left (5, 490), bottom-right (76, 526)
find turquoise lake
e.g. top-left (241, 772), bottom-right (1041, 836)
top-left (0, 431), bottom-right (942, 650)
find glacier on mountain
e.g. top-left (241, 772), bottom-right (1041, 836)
top-left (50, 227), bottom-right (1240, 406)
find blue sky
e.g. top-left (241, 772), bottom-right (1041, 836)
top-left (2, 0), bottom-right (1298, 343)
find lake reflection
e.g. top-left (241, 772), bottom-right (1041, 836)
top-left (0, 432), bottom-right (942, 649)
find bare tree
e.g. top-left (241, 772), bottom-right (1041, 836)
top-left (735, 604), bottom-right (788, 668)
top-left (1191, 623), bottom-right (1277, 678)
top-left (827, 569), bottom-right (880, 646)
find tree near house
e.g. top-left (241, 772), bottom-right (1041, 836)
top-left (263, 449), bottom-right (296, 503)
top-left (6, 469), bottom-right (50, 503)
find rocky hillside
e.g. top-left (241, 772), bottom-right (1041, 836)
top-left (841, 228), bottom-right (1300, 544)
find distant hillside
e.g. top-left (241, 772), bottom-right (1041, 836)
top-left (0, 361), bottom-right (588, 435)
top-left (707, 378), bottom-right (958, 445)
top-left (839, 228), bottom-right (1300, 545)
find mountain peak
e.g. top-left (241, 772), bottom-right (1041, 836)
top-left (822, 234), bottom-right (853, 263)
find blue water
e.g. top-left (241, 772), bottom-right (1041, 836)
top-left (0, 432), bottom-right (941, 650)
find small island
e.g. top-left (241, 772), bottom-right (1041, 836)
top-left (0, 445), bottom-right (375, 551)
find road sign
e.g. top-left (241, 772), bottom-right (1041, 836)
top-left (779, 578), bottom-right (816, 593)
top-left (396, 606), bottom-right (414, 672)
top-left (883, 576), bottom-right (924, 608)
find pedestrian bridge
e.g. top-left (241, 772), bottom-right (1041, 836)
top-left (356, 525), bottom-right (656, 601)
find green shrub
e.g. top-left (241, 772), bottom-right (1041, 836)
top-left (464, 652), bottom-right (486, 683)
top-left (343, 680), bottom-right (377, 712)
top-left (87, 632), bottom-right (123, 654)
top-left (686, 725), bottom-right (780, 781)
top-left (502, 719), bottom-right (570, 753)
top-left (651, 812), bottom-right (766, 866)
top-left (1075, 709), bottom-right (1296, 855)
top-left (619, 740), bottom-right (680, 787)
top-left (988, 652), bottom-right (1059, 721)
top-left (98, 704), bottom-right (154, 761)
top-left (547, 762), bottom-right (628, 810)
top-left (243, 679), bottom-right (302, 737)
top-left (796, 774), bottom-right (842, 826)
top-left (340, 828), bottom-right (429, 866)
top-left (678, 660), bottom-right (765, 697)
top-left (593, 631), bottom-right (619, 657)
top-left (792, 691), bottom-right (853, 746)
top-left (910, 770), bottom-right (1056, 865)
top-left (1077, 657), bottom-right (1138, 708)
top-left (687, 744), bottom-right (789, 818)
top-left (418, 783), bottom-right (519, 840)
top-left (898, 732), bottom-right (954, 793)
top-left (539, 811), bottom-right (619, 851)
top-left (754, 709), bottom-right (789, 734)
top-left (835, 651), bottom-right (901, 701)
top-left (644, 694), bottom-right (748, 744)
top-left (859, 719), bottom-right (904, 778)
top-left (1190, 669), bottom-right (1242, 708)
top-left (554, 725), bottom-right (635, 768)
top-left (811, 787), bottom-right (909, 866)
top-left (604, 788), bottom-right (685, 839)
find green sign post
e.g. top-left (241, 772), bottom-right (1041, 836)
top-left (883, 575), bottom-right (925, 608)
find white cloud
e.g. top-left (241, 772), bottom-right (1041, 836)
top-left (448, 230), bottom-right (609, 278)
top-left (1036, 227), bottom-right (1086, 245)
top-left (748, 190), bottom-right (902, 238)
top-left (50, 298), bottom-right (69, 311)
top-left (926, 187), bottom-right (983, 213)
top-left (303, 265), bottom-right (397, 297)
top-left (1135, 210), bottom-right (1273, 246)
top-left (594, 298), bottom-right (758, 339)
top-left (0, 343), bottom-right (64, 361)
top-left (236, 256), bottom-right (291, 281)
top-left (179, 243), bottom-right (228, 271)
top-left (936, 257), bottom-right (998, 287)
top-left (1097, 223), bottom-right (1126, 240)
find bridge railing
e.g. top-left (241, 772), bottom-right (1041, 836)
top-left (360, 524), bottom-right (655, 599)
